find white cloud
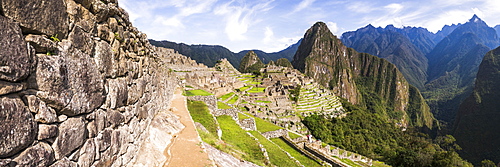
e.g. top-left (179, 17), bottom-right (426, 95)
top-left (347, 1), bottom-right (375, 14)
top-left (326, 22), bottom-right (339, 35)
top-left (293, 0), bottom-right (316, 13)
top-left (263, 27), bottom-right (274, 43)
top-left (214, 1), bottom-right (274, 41)
top-left (384, 3), bottom-right (403, 14)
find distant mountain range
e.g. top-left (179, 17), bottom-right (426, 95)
top-left (149, 39), bottom-right (300, 68)
top-left (340, 15), bottom-right (500, 124)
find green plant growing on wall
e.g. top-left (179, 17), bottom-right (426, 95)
top-left (50, 34), bottom-right (60, 42)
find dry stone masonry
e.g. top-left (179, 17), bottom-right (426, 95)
top-left (0, 0), bottom-right (184, 166)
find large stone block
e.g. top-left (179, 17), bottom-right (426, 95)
top-left (25, 34), bottom-right (58, 54)
top-left (0, 15), bottom-right (35, 82)
top-left (0, 96), bottom-right (37, 158)
top-left (1, 0), bottom-right (69, 38)
top-left (68, 26), bottom-right (94, 55)
top-left (94, 40), bottom-right (113, 77)
top-left (67, 0), bottom-right (96, 32)
top-left (0, 80), bottom-right (25, 96)
top-left (52, 117), bottom-right (86, 159)
top-left (12, 142), bottom-right (55, 166)
top-left (49, 157), bottom-right (77, 167)
top-left (77, 139), bottom-right (96, 167)
top-left (106, 78), bottom-right (128, 109)
top-left (37, 124), bottom-right (58, 140)
top-left (33, 48), bottom-right (104, 116)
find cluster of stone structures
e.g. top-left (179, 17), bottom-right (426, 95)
top-left (0, 0), bottom-right (185, 166)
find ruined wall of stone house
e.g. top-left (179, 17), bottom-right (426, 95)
top-left (0, 0), bottom-right (183, 166)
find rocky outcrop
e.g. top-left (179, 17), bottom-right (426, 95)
top-left (454, 46), bottom-right (500, 165)
top-left (292, 22), bottom-right (435, 128)
top-left (0, 0), bottom-right (182, 166)
top-left (239, 51), bottom-right (265, 73)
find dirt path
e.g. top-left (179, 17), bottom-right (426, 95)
top-left (163, 89), bottom-right (213, 167)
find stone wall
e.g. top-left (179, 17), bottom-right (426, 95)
top-left (0, 0), bottom-right (182, 166)
top-left (239, 118), bottom-right (257, 131)
top-left (261, 129), bottom-right (288, 139)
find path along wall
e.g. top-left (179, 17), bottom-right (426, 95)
top-left (0, 0), bottom-right (183, 166)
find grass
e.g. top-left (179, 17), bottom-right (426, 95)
top-left (288, 132), bottom-right (302, 139)
top-left (187, 100), bottom-right (218, 134)
top-left (238, 112), bottom-right (250, 120)
top-left (248, 114), bottom-right (283, 133)
top-left (372, 161), bottom-right (392, 167)
top-left (249, 81), bottom-right (262, 85)
top-left (217, 115), bottom-right (266, 166)
top-left (248, 87), bottom-right (266, 93)
top-left (185, 85), bottom-right (194, 88)
top-left (255, 100), bottom-right (272, 103)
top-left (339, 158), bottom-right (362, 167)
top-left (227, 95), bottom-right (239, 104)
top-left (217, 101), bottom-right (232, 109)
top-left (238, 86), bottom-right (251, 92)
top-left (219, 92), bottom-right (235, 101)
top-left (270, 138), bottom-right (322, 167)
top-left (249, 131), bottom-right (301, 167)
top-left (184, 89), bottom-right (213, 96)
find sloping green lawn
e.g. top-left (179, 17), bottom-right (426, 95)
top-left (187, 100), bottom-right (217, 134)
top-left (249, 131), bottom-right (300, 167)
top-left (247, 114), bottom-right (283, 133)
top-left (217, 101), bottom-right (232, 109)
top-left (219, 92), bottom-right (235, 101)
top-left (184, 89), bottom-right (213, 96)
top-left (248, 87), bottom-right (266, 93)
top-left (270, 138), bottom-right (322, 167)
top-left (217, 115), bottom-right (266, 166)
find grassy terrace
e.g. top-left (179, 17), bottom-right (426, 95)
top-left (227, 95), bottom-right (239, 104)
top-left (217, 115), bottom-right (266, 166)
top-left (238, 86), bottom-right (251, 92)
top-left (270, 138), bottom-right (322, 167)
top-left (288, 131), bottom-right (303, 139)
top-left (247, 87), bottom-right (266, 93)
top-left (219, 92), bottom-right (235, 101)
top-left (255, 100), bottom-right (271, 103)
top-left (238, 112), bottom-right (250, 120)
top-left (249, 131), bottom-right (300, 167)
top-left (184, 89), bottom-right (213, 96)
top-left (187, 100), bottom-right (218, 135)
top-left (217, 101), bottom-right (232, 109)
top-left (247, 114), bottom-right (283, 132)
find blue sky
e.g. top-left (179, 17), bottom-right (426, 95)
top-left (118, 0), bottom-right (500, 53)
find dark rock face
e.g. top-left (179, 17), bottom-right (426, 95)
top-left (292, 22), bottom-right (435, 128)
top-left (1, 0), bottom-right (69, 38)
top-left (0, 96), bottom-right (37, 158)
top-left (454, 46), bottom-right (500, 164)
top-left (0, 15), bottom-right (35, 82)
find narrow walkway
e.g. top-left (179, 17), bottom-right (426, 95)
top-left (163, 89), bottom-right (213, 167)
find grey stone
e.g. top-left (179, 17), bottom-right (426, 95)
top-left (52, 117), bottom-right (86, 159)
top-left (87, 121), bottom-right (98, 138)
top-left (94, 41), bottom-right (114, 77)
top-left (37, 124), bottom-right (58, 140)
top-left (97, 24), bottom-right (112, 42)
top-left (12, 142), bottom-right (55, 167)
top-left (49, 157), bottom-right (77, 167)
top-left (25, 34), bottom-right (58, 53)
top-left (97, 128), bottom-right (112, 152)
top-left (0, 15), bottom-right (35, 82)
top-left (110, 130), bottom-right (121, 155)
top-left (66, 0), bottom-right (95, 32)
top-left (77, 139), bottom-right (96, 167)
top-left (0, 159), bottom-right (12, 166)
top-left (26, 95), bottom-right (57, 123)
top-left (90, 0), bottom-right (111, 22)
top-left (107, 78), bottom-right (128, 109)
top-left (95, 109), bottom-right (106, 132)
top-left (68, 26), bottom-right (94, 55)
top-left (0, 96), bottom-right (37, 158)
top-left (1, 0), bottom-right (69, 38)
top-left (0, 80), bottom-right (25, 96)
top-left (33, 48), bottom-right (104, 116)
top-left (107, 110), bottom-right (125, 128)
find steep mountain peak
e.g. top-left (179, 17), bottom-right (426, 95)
top-left (293, 22), bottom-right (436, 129)
top-left (238, 50), bottom-right (265, 73)
top-left (469, 14), bottom-right (482, 23)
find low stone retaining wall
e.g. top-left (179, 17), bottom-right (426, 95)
top-left (262, 129), bottom-right (288, 139)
